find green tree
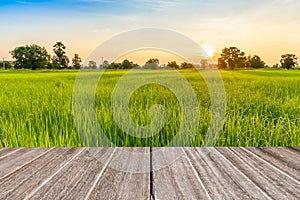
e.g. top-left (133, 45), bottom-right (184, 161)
top-left (167, 61), bottom-right (180, 69)
top-left (247, 55), bottom-right (266, 69)
top-left (52, 42), bottom-right (69, 69)
top-left (146, 58), bottom-right (159, 65)
top-left (72, 54), bottom-right (82, 69)
top-left (88, 60), bottom-right (97, 69)
top-left (217, 47), bottom-right (247, 69)
top-left (122, 59), bottom-right (131, 69)
top-left (100, 60), bottom-right (109, 69)
top-left (0, 61), bottom-right (13, 69)
top-left (180, 62), bottom-right (194, 69)
top-left (122, 59), bottom-right (138, 69)
top-left (272, 63), bottom-right (279, 69)
top-left (109, 62), bottom-right (122, 69)
top-left (144, 58), bottom-right (159, 69)
top-left (280, 54), bottom-right (298, 69)
top-left (10, 44), bottom-right (50, 70)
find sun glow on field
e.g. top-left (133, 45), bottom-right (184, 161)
top-left (201, 45), bottom-right (216, 58)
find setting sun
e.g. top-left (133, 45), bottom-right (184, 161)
top-left (201, 45), bottom-right (216, 58)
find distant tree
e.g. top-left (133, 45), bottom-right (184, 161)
top-left (103, 60), bottom-right (109, 66)
top-left (10, 44), bottom-right (50, 70)
top-left (217, 47), bottom-right (247, 69)
top-left (52, 55), bottom-right (69, 69)
top-left (200, 59), bottom-right (209, 69)
top-left (88, 60), bottom-right (97, 69)
top-left (146, 58), bottom-right (159, 64)
top-left (144, 58), bottom-right (159, 69)
top-left (167, 61), bottom-right (180, 69)
top-left (121, 59), bottom-right (131, 69)
top-left (52, 42), bottom-right (69, 69)
top-left (109, 62), bottom-right (122, 69)
top-left (0, 61), bottom-right (13, 69)
top-left (180, 62), bottom-right (194, 69)
top-left (271, 63), bottom-right (279, 69)
top-left (100, 60), bottom-right (109, 69)
top-left (104, 59), bottom-right (139, 69)
top-left (121, 59), bottom-right (138, 69)
top-left (280, 54), bottom-right (298, 69)
top-left (247, 55), bottom-right (266, 69)
top-left (72, 54), bottom-right (82, 69)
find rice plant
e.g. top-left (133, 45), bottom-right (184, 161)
top-left (0, 69), bottom-right (299, 147)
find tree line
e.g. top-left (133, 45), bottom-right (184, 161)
top-left (1, 43), bottom-right (298, 70)
top-left (7, 42), bottom-right (82, 70)
top-left (217, 47), bottom-right (298, 70)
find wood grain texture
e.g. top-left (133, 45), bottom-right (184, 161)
top-left (86, 148), bottom-right (150, 200)
top-left (0, 148), bottom-right (51, 179)
top-left (152, 148), bottom-right (210, 199)
top-left (0, 147), bottom-right (298, 200)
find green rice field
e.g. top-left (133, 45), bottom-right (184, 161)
top-left (0, 69), bottom-right (299, 147)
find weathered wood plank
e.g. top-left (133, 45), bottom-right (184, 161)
top-left (28, 148), bottom-right (107, 200)
top-left (243, 147), bottom-right (300, 180)
top-left (152, 147), bottom-right (210, 200)
top-left (0, 147), bottom-right (298, 199)
top-left (285, 147), bottom-right (300, 156)
top-left (87, 148), bottom-right (150, 200)
top-left (152, 147), bottom-right (300, 200)
top-left (219, 147), bottom-right (300, 199)
top-left (0, 148), bottom-right (82, 199)
top-left (290, 146), bottom-right (300, 152)
top-left (20, 148), bottom-right (149, 200)
top-left (189, 147), bottom-right (271, 200)
top-left (0, 148), bottom-right (51, 179)
top-left (0, 148), bottom-right (20, 159)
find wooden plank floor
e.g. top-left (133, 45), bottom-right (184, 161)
top-left (0, 147), bottom-right (299, 200)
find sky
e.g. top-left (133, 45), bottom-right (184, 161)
top-left (0, 0), bottom-right (300, 65)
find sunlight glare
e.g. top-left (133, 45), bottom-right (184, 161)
top-left (201, 45), bottom-right (216, 58)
